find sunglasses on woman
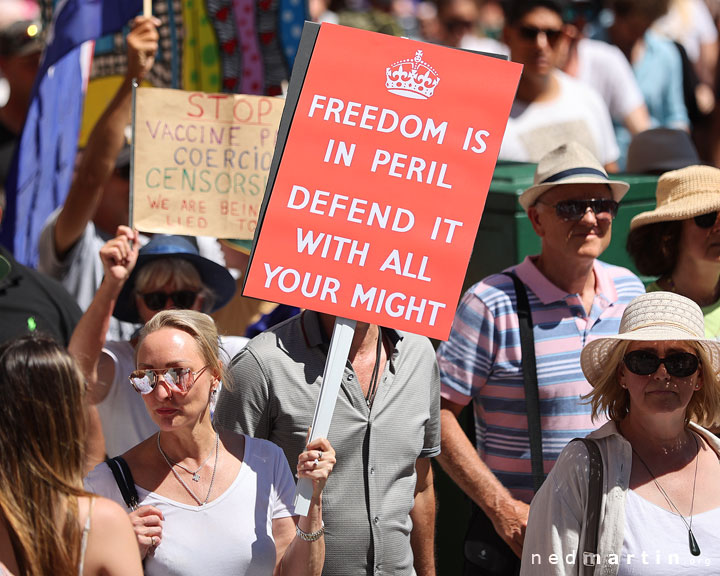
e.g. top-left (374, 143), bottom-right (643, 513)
top-left (623, 350), bottom-right (699, 378)
top-left (693, 211), bottom-right (718, 229)
top-left (538, 198), bottom-right (619, 222)
top-left (129, 365), bottom-right (209, 395)
top-left (139, 290), bottom-right (199, 311)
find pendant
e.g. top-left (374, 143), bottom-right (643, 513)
top-left (689, 530), bottom-right (701, 557)
top-left (192, 472), bottom-right (201, 482)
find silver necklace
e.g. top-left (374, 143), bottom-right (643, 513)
top-left (157, 432), bottom-right (219, 506)
top-left (631, 433), bottom-right (701, 556)
top-left (159, 435), bottom-right (216, 482)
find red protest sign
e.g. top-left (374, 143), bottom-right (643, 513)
top-left (244, 23), bottom-right (522, 339)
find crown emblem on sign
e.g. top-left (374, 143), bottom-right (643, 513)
top-left (385, 50), bottom-right (440, 100)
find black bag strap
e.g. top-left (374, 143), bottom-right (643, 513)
top-left (571, 438), bottom-right (603, 575)
top-left (503, 271), bottom-right (545, 492)
top-left (106, 456), bottom-right (140, 511)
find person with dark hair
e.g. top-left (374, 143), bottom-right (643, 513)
top-left (627, 165), bottom-right (720, 338)
top-left (69, 228), bottom-right (245, 464)
top-left (0, 335), bottom-right (142, 576)
top-left (0, 186), bottom-right (82, 346)
top-left (521, 292), bottom-right (720, 573)
top-left (498, 0), bottom-right (620, 169)
top-left (85, 309), bottom-right (335, 575)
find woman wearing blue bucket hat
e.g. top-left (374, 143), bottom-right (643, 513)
top-left (69, 227), bottom-right (245, 463)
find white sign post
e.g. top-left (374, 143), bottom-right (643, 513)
top-left (293, 317), bottom-right (357, 515)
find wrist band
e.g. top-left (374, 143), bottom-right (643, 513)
top-left (296, 521), bottom-right (325, 542)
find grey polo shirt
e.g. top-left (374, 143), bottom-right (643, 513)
top-left (215, 310), bottom-right (441, 576)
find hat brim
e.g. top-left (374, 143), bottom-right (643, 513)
top-left (519, 176), bottom-right (630, 212)
top-left (112, 252), bottom-right (237, 323)
top-left (581, 328), bottom-right (720, 389)
top-left (630, 191), bottom-right (720, 230)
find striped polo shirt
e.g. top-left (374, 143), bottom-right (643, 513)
top-left (437, 256), bottom-right (643, 502)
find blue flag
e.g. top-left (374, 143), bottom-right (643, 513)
top-left (1, 0), bottom-right (143, 266)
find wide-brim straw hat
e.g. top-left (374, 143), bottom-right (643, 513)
top-left (581, 292), bottom-right (720, 388)
top-left (519, 142), bottom-right (630, 212)
top-left (630, 165), bottom-right (720, 230)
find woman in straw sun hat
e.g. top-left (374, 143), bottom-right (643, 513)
top-left (520, 291), bottom-right (720, 575)
top-left (627, 165), bottom-right (720, 338)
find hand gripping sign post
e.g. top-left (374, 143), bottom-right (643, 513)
top-left (130, 86), bottom-right (283, 239)
top-left (243, 23), bottom-right (522, 514)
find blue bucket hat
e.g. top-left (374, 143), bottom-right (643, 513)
top-left (113, 235), bottom-right (236, 323)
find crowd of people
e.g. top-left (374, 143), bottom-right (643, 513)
top-left (2, 0), bottom-right (720, 575)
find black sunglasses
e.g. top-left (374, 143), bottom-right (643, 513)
top-left (140, 290), bottom-right (199, 311)
top-left (693, 211), bottom-right (718, 229)
top-left (517, 25), bottom-right (563, 44)
top-left (623, 350), bottom-right (700, 378)
top-left (539, 198), bottom-right (619, 221)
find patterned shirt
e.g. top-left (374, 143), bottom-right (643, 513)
top-left (437, 256), bottom-right (644, 502)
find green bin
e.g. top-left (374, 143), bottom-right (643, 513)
top-left (434, 163), bottom-right (659, 576)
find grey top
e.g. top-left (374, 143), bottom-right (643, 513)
top-left (215, 310), bottom-right (441, 576)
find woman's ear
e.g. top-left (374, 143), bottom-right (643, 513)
top-left (617, 362), bottom-right (627, 388)
top-left (694, 366), bottom-right (704, 391)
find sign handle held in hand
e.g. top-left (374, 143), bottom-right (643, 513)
top-left (294, 316), bottom-right (357, 516)
top-left (144, 0), bottom-right (152, 17)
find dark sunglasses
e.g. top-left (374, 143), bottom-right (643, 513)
top-left (140, 290), bottom-right (199, 311)
top-left (517, 25), bottom-right (563, 44)
top-left (445, 18), bottom-right (475, 32)
top-left (623, 350), bottom-right (699, 378)
top-left (129, 365), bottom-right (209, 395)
top-left (540, 198), bottom-right (619, 221)
top-left (693, 211), bottom-right (718, 229)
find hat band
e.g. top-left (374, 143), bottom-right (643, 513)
top-left (623, 319), bottom-right (702, 338)
top-left (540, 167), bottom-right (608, 184)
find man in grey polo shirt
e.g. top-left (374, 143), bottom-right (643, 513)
top-left (215, 310), bottom-right (440, 576)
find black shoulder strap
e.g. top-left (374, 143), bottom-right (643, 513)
top-left (106, 456), bottom-right (140, 510)
top-left (571, 438), bottom-right (603, 575)
top-left (504, 271), bottom-right (545, 493)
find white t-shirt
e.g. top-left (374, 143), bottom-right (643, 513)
top-left (618, 489), bottom-right (720, 574)
top-left (499, 70), bottom-right (620, 166)
top-left (576, 38), bottom-right (646, 124)
top-left (98, 336), bottom-right (248, 457)
top-left (84, 435), bottom-right (296, 576)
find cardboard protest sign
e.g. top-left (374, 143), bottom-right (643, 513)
top-left (244, 23), bottom-right (522, 339)
top-left (132, 87), bottom-right (283, 238)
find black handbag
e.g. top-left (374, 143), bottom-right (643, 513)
top-left (106, 456), bottom-right (140, 510)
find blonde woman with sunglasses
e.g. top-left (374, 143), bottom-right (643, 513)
top-left (85, 309), bottom-right (335, 575)
top-left (69, 227), bottom-right (248, 467)
top-left (520, 292), bottom-right (720, 575)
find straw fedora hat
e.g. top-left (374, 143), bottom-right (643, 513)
top-left (630, 165), bottom-right (720, 230)
top-left (581, 292), bottom-right (720, 388)
top-left (519, 142), bottom-right (630, 212)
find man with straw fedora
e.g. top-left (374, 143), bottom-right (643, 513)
top-left (436, 142), bottom-right (644, 573)
top-left (627, 165), bottom-right (720, 338)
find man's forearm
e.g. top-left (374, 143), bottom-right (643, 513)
top-left (436, 407), bottom-right (512, 515)
top-left (437, 406), bottom-right (529, 557)
top-left (410, 458), bottom-right (436, 576)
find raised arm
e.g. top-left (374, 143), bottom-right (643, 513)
top-left (53, 17), bottom-right (159, 257)
top-left (69, 226), bottom-right (138, 403)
